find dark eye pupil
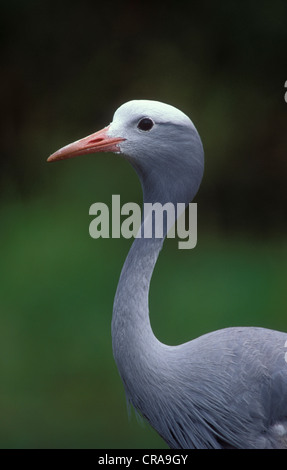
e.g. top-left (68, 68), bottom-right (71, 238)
top-left (137, 118), bottom-right (154, 131)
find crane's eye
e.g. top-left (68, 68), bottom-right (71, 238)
top-left (137, 118), bottom-right (154, 131)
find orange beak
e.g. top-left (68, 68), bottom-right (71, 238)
top-left (47, 125), bottom-right (125, 162)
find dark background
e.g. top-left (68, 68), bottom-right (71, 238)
top-left (1, 0), bottom-right (286, 448)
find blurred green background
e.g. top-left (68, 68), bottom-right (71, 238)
top-left (1, 0), bottom-right (287, 448)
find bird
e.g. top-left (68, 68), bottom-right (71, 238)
top-left (48, 99), bottom-right (287, 449)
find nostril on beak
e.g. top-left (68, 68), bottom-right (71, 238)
top-left (88, 138), bottom-right (104, 144)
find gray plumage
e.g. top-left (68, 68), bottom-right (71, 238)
top-left (50, 100), bottom-right (287, 449)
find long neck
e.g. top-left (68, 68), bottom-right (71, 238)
top-left (112, 229), bottom-right (165, 395)
top-left (111, 176), bottom-right (195, 407)
top-left (111, 141), bottom-right (203, 409)
top-left (111, 175), bottom-right (187, 409)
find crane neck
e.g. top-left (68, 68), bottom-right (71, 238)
top-left (112, 230), bottom-right (164, 349)
top-left (111, 208), bottom-right (168, 397)
top-left (112, 198), bottom-right (185, 350)
top-left (111, 154), bottom-right (202, 407)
